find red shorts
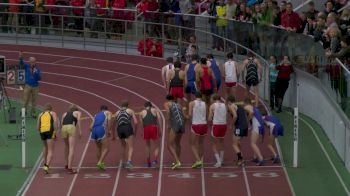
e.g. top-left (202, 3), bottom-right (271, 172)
top-left (143, 125), bottom-right (159, 140)
top-left (170, 87), bottom-right (184, 99)
top-left (191, 124), bottom-right (208, 136)
top-left (225, 82), bottom-right (237, 87)
top-left (212, 124), bottom-right (227, 138)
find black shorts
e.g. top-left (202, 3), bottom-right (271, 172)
top-left (201, 89), bottom-right (213, 96)
top-left (40, 131), bottom-right (54, 140)
top-left (246, 79), bottom-right (259, 87)
top-left (117, 124), bottom-right (134, 139)
top-left (234, 128), bottom-right (248, 137)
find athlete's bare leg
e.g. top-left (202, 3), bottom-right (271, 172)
top-left (98, 137), bottom-right (109, 163)
top-left (250, 132), bottom-right (263, 161)
top-left (190, 133), bottom-right (200, 161)
top-left (167, 130), bottom-right (180, 163)
top-left (126, 136), bottom-right (134, 161)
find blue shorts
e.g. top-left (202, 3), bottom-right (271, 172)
top-left (185, 82), bottom-right (197, 94)
top-left (91, 126), bottom-right (106, 141)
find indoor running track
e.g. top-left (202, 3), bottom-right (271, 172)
top-left (1, 44), bottom-right (293, 196)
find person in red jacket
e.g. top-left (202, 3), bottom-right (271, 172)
top-left (111, 0), bottom-right (126, 39)
top-left (138, 32), bottom-right (154, 56)
top-left (71, 0), bottom-right (85, 36)
top-left (275, 56), bottom-right (294, 113)
top-left (281, 2), bottom-right (301, 32)
top-left (150, 39), bottom-right (164, 57)
top-left (8, 0), bottom-right (20, 33)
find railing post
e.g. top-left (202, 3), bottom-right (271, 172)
top-left (39, 13), bottom-right (42, 45)
top-left (161, 22), bottom-right (165, 52)
top-left (143, 21), bottom-right (146, 56)
top-left (104, 18), bottom-right (107, 52)
top-left (83, 16), bottom-right (86, 49)
top-left (61, 15), bottom-right (64, 48)
top-left (15, 13), bottom-right (18, 44)
top-left (124, 20), bottom-right (127, 54)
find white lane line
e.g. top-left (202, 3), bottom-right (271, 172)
top-left (242, 167), bottom-right (252, 196)
top-left (43, 165), bottom-right (282, 169)
top-left (287, 112), bottom-right (350, 195)
top-left (21, 159), bottom-right (43, 196)
top-left (6, 58), bottom-right (164, 88)
top-left (41, 71), bottom-right (167, 196)
top-left (105, 76), bottom-right (130, 83)
top-left (111, 161), bottom-right (123, 196)
top-left (51, 57), bottom-right (74, 64)
top-left (201, 166), bottom-right (206, 196)
top-left (2, 50), bottom-right (161, 71)
top-left (4, 88), bottom-right (94, 196)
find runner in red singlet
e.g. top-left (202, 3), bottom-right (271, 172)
top-left (195, 57), bottom-right (216, 105)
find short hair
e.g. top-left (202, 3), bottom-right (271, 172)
top-left (166, 57), bottom-right (173, 63)
top-left (286, 2), bottom-right (293, 7)
top-left (174, 61), bottom-right (182, 68)
top-left (69, 105), bottom-right (79, 112)
top-left (195, 91), bottom-right (202, 98)
top-left (227, 52), bottom-right (233, 59)
top-left (144, 101), bottom-right (152, 108)
top-left (206, 53), bottom-right (214, 59)
top-left (200, 57), bottom-right (207, 65)
top-left (192, 54), bottom-right (200, 61)
top-left (247, 51), bottom-right (255, 58)
top-left (121, 100), bottom-right (129, 107)
top-left (44, 103), bottom-right (52, 111)
top-left (308, 1), bottom-right (315, 6)
top-left (212, 94), bottom-right (221, 101)
top-left (166, 94), bottom-right (174, 100)
top-left (227, 95), bottom-right (236, 103)
top-left (100, 105), bottom-right (108, 111)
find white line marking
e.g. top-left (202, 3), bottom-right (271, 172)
top-left (111, 161), bottom-right (123, 196)
top-left (41, 165), bottom-right (282, 169)
top-left (51, 57), bottom-right (74, 64)
top-left (201, 167), bottom-right (206, 196)
top-left (22, 159), bottom-right (43, 196)
top-left (105, 76), bottom-right (130, 83)
top-left (289, 112), bottom-right (350, 195)
top-left (2, 50), bottom-right (161, 71)
top-left (242, 167), bottom-right (252, 196)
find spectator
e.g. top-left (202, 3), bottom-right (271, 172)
top-left (34, 0), bottom-right (46, 34)
top-left (168, 0), bottom-right (180, 40)
top-left (45, 0), bottom-right (55, 28)
top-left (281, 2), bottom-right (301, 32)
top-left (326, 36), bottom-right (350, 64)
top-left (303, 14), bottom-right (316, 35)
top-left (297, 12), bottom-right (307, 33)
top-left (313, 16), bottom-right (327, 42)
top-left (179, 0), bottom-right (194, 39)
top-left (324, 0), bottom-right (336, 15)
top-left (110, 0), bottom-right (126, 39)
top-left (269, 55), bottom-right (278, 110)
top-left (71, 0), bottom-right (85, 36)
top-left (184, 35), bottom-right (197, 63)
top-left (327, 27), bottom-right (341, 53)
top-left (207, 0), bottom-right (217, 49)
top-left (280, 0), bottom-right (287, 13)
top-left (339, 8), bottom-right (350, 35)
top-left (305, 1), bottom-right (319, 19)
top-left (272, 4), bottom-right (281, 26)
top-left (92, 0), bottom-right (108, 38)
top-left (138, 32), bottom-right (154, 56)
top-left (275, 56), bottom-right (293, 113)
top-left (226, 0), bottom-right (237, 46)
top-left (149, 39), bottom-right (164, 57)
top-left (215, 0), bottom-right (227, 51)
top-left (145, 0), bottom-right (160, 37)
top-left (8, 0), bottom-right (20, 33)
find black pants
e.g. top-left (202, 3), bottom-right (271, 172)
top-left (270, 82), bottom-right (276, 109)
top-left (275, 78), bottom-right (290, 109)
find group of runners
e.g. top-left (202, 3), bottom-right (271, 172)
top-left (36, 52), bottom-right (284, 174)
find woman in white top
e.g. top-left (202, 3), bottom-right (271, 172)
top-left (208, 94), bottom-right (227, 168)
top-left (223, 52), bottom-right (238, 98)
top-left (188, 92), bottom-right (207, 169)
top-left (161, 57), bottom-right (174, 90)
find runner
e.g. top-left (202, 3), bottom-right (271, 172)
top-left (208, 94), bottom-right (227, 168)
top-left (207, 53), bottom-right (222, 93)
top-left (167, 61), bottom-right (186, 105)
top-left (164, 94), bottom-right (186, 170)
top-left (61, 105), bottom-right (82, 174)
top-left (223, 52), bottom-right (239, 98)
top-left (184, 54), bottom-right (199, 103)
top-left (113, 100), bottom-right (138, 169)
top-left (243, 52), bottom-right (263, 106)
top-left (263, 115), bottom-right (284, 163)
top-left (227, 96), bottom-right (249, 166)
top-left (188, 92), bottom-right (207, 168)
top-left (161, 57), bottom-right (174, 90)
top-left (139, 101), bottom-right (162, 168)
top-left (90, 105), bottom-right (112, 170)
top-left (196, 57), bottom-right (216, 105)
top-left (243, 98), bottom-right (265, 166)
top-left (37, 103), bottom-right (58, 174)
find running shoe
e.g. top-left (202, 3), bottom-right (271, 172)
top-left (171, 162), bottom-right (181, 170)
top-left (251, 158), bottom-right (259, 163)
top-left (256, 160), bottom-right (265, 166)
top-left (236, 159), bottom-right (244, 167)
top-left (43, 164), bottom-right (49, 174)
top-left (213, 162), bottom-right (222, 168)
top-left (272, 155), bottom-right (280, 164)
top-left (65, 165), bottom-right (69, 170)
top-left (151, 160), bottom-right (158, 168)
top-left (170, 162), bottom-right (176, 167)
top-left (68, 168), bottom-right (77, 174)
top-left (191, 160), bottom-right (203, 169)
top-left (96, 162), bottom-right (105, 170)
top-left (125, 161), bottom-right (134, 169)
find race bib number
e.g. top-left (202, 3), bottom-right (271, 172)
top-left (17, 69), bottom-right (25, 84)
top-left (6, 70), bottom-right (16, 85)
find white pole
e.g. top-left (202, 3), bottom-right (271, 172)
top-left (21, 107), bottom-right (26, 168)
top-left (293, 107), bottom-right (299, 168)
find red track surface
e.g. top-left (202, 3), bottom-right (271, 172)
top-left (1, 44), bottom-right (293, 196)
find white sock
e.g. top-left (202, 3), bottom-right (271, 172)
top-left (214, 153), bottom-right (221, 164)
top-left (220, 151), bottom-right (224, 163)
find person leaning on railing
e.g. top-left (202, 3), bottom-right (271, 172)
top-left (33, 0), bottom-right (46, 34)
top-left (8, 0), bottom-right (20, 33)
top-left (71, 0), bottom-right (85, 36)
top-left (326, 35), bottom-right (350, 65)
